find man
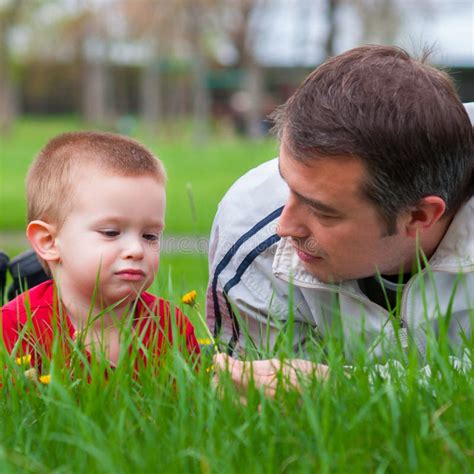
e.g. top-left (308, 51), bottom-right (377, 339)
top-left (207, 45), bottom-right (474, 392)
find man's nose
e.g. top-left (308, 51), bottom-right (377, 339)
top-left (122, 236), bottom-right (145, 260)
top-left (277, 194), bottom-right (308, 238)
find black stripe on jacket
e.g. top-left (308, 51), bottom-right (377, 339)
top-left (210, 206), bottom-right (283, 345)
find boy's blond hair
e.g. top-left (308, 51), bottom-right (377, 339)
top-left (27, 131), bottom-right (166, 229)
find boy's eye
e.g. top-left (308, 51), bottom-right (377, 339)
top-left (143, 233), bottom-right (160, 242)
top-left (99, 230), bottom-right (120, 237)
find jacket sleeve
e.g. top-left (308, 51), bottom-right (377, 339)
top-left (205, 198), bottom-right (290, 356)
top-left (206, 203), bottom-right (239, 353)
top-left (206, 159), bottom-right (293, 355)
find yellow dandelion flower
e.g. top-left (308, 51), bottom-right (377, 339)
top-left (181, 289), bottom-right (216, 347)
top-left (16, 354), bottom-right (32, 367)
top-left (198, 338), bottom-right (212, 345)
top-left (39, 374), bottom-right (51, 385)
top-left (181, 290), bottom-right (197, 306)
top-left (24, 368), bottom-right (38, 381)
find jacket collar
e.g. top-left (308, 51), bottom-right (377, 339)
top-left (273, 197), bottom-right (474, 288)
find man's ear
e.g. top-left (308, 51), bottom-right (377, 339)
top-left (26, 220), bottom-right (60, 263)
top-left (404, 196), bottom-right (446, 238)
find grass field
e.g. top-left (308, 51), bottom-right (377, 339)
top-left (1, 304), bottom-right (473, 473)
top-left (0, 116), bottom-right (278, 234)
top-left (1, 117), bottom-right (474, 473)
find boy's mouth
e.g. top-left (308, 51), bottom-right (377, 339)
top-left (115, 269), bottom-right (146, 281)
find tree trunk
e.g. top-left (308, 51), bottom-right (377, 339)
top-left (184, 1), bottom-right (210, 145)
top-left (141, 34), bottom-right (162, 133)
top-left (79, 14), bottom-right (109, 125)
top-left (243, 60), bottom-right (264, 139)
top-left (81, 60), bottom-right (109, 124)
top-left (0, 1), bottom-right (22, 135)
top-left (191, 51), bottom-right (210, 145)
top-left (0, 31), bottom-right (15, 135)
top-left (324, 0), bottom-right (339, 58)
top-left (141, 61), bottom-right (162, 132)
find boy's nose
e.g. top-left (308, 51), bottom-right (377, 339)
top-left (122, 237), bottom-right (145, 260)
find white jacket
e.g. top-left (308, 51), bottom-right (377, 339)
top-left (207, 105), bottom-right (474, 361)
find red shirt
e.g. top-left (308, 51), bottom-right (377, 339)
top-left (1, 280), bottom-right (200, 371)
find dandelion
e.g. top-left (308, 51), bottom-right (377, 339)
top-left (15, 354), bottom-right (32, 367)
top-left (181, 290), bottom-right (197, 307)
top-left (39, 374), bottom-right (51, 385)
top-left (181, 290), bottom-right (216, 348)
top-left (24, 368), bottom-right (38, 381)
top-left (198, 338), bottom-right (212, 345)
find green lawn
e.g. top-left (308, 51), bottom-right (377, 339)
top-left (1, 302), bottom-right (473, 473)
top-left (1, 117), bottom-right (474, 473)
top-left (0, 116), bottom-right (278, 234)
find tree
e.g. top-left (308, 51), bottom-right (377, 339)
top-left (76, 1), bottom-right (111, 124)
top-left (121, 0), bottom-right (166, 131)
top-left (185, 0), bottom-right (212, 144)
top-left (213, 0), bottom-right (269, 139)
top-left (351, 0), bottom-right (401, 44)
top-left (0, 0), bottom-right (23, 135)
top-left (324, 0), bottom-right (340, 58)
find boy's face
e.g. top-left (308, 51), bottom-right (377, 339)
top-left (53, 167), bottom-right (165, 310)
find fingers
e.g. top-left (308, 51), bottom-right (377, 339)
top-left (213, 354), bottom-right (274, 395)
top-left (212, 354), bottom-right (330, 399)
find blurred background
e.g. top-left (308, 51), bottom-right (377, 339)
top-left (1, 0), bottom-right (473, 294)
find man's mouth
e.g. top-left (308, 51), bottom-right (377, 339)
top-left (115, 269), bottom-right (146, 281)
top-left (291, 240), bottom-right (325, 262)
top-left (295, 247), bottom-right (323, 263)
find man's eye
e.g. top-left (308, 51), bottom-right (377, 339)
top-left (310, 210), bottom-right (333, 219)
top-left (309, 209), bottom-right (339, 221)
top-left (143, 233), bottom-right (160, 242)
top-left (99, 230), bottom-right (120, 237)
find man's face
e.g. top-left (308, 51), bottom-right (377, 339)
top-left (53, 167), bottom-right (165, 310)
top-left (277, 142), bottom-right (413, 283)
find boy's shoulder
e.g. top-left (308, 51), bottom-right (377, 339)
top-left (1, 280), bottom-right (56, 324)
top-left (1, 280), bottom-right (58, 352)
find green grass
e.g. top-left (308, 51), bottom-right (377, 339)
top-left (0, 288), bottom-right (473, 473)
top-left (0, 115), bottom-right (278, 234)
top-left (1, 116), bottom-right (474, 473)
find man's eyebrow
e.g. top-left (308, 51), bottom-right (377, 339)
top-left (278, 159), bottom-right (340, 215)
top-left (294, 191), bottom-right (340, 214)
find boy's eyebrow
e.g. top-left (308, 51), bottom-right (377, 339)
top-left (92, 216), bottom-right (164, 228)
top-left (277, 160), bottom-right (341, 215)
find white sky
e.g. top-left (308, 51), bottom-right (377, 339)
top-left (255, 0), bottom-right (474, 67)
top-left (9, 0), bottom-right (474, 67)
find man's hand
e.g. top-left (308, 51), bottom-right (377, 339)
top-left (213, 353), bottom-right (329, 398)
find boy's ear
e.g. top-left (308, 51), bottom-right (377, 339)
top-left (27, 220), bottom-right (61, 263)
top-left (404, 196), bottom-right (446, 238)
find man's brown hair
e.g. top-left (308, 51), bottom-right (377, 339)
top-left (272, 45), bottom-right (474, 234)
top-left (27, 131), bottom-right (166, 229)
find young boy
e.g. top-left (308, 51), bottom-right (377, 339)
top-left (1, 132), bottom-right (199, 372)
